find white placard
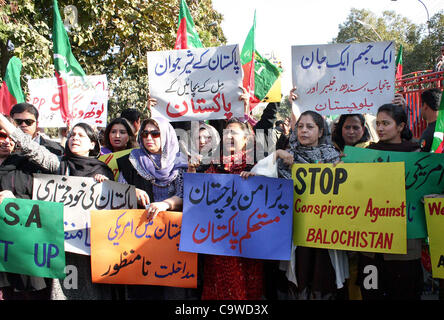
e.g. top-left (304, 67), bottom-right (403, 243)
top-left (147, 44), bottom-right (244, 121)
top-left (27, 75), bottom-right (108, 127)
top-left (32, 174), bottom-right (137, 255)
top-left (291, 41), bottom-right (395, 116)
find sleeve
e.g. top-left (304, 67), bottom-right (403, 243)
top-left (173, 168), bottom-right (184, 198)
top-left (253, 102), bottom-right (279, 131)
top-left (9, 128), bottom-right (61, 173)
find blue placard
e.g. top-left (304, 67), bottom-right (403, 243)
top-left (180, 173), bottom-right (293, 260)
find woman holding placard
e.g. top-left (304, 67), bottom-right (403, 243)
top-left (0, 114), bottom-right (115, 300)
top-left (275, 109), bottom-right (349, 300)
top-left (356, 103), bottom-right (423, 300)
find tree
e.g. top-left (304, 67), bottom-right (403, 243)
top-left (0, 0), bottom-right (226, 121)
top-left (333, 8), bottom-right (444, 75)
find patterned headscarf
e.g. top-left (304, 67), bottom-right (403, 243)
top-left (129, 116), bottom-right (188, 186)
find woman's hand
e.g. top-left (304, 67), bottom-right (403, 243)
top-left (392, 93), bottom-right (406, 108)
top-left (187, 154), bottom-right (202, 173)
top-left (146, 94), bottom-right (158, 112)
top-left (0, 190), bottom-right (15, 205)
top-left (94, 174), bottom-right (109, 183)
top-left (289, 87), bottom-right (298, 103)
top-left (136, 188), bottom-right (150, 207)
top-left (145, 201), bottom-right (170, 221)
top-left (275, 149), bottom-right (294, 166)
top-left (240, 171), bottom-right (256, 179)
top-left (239, 86), bottom-right (250, 115)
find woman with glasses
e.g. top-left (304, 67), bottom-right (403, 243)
top-left (116, 116), bottom-right (193, 299)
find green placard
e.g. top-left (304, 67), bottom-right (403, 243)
top-left (343, 146), bottom-right (444, 239)
top-left (0, 198), bottom-right (65, 278)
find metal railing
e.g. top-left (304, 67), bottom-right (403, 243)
top-left (395, 70), bottom-right (443, 139)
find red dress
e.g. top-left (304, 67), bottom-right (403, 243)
top-left (200, 153), bottom-right (264, 300)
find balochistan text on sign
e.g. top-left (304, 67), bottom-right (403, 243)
top-left (32, 174), bottom-right (137, 255)
top-left (90, 210), bottom-right (197, 288)
top-left (292, 163), bottom-right (407, 254)
top-left (0, 198), bottom-right (65, 279)
top-left (147, 44), bottom-right (244, 122)
top-left (291, 41), bottom-right (395, 116)
top-left (180, 173), bottom-right (293, 260)
top-left (27, 74), bottom-right (108, 127)
top-left (424, 197), bottom-right (444, 279)
top-left (343, 146), bottom-right (444, 239)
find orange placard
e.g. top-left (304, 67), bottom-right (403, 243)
top-left (90, 210), bottom-right (197, 288)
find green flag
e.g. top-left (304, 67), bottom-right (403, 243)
top-left (0, 56), bottom-right (25, 115)
top-left (431, 89), bottom-right (444, 153)
top-left (52, 0), bottom-right (86, 124)
top-left (174, 0), bottom-right (203, 49)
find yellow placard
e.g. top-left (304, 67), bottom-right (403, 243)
top-left (99, 148), bottom-right (134, 181)
top-left (90, 210), bottom-right (197, 288)
top-left (292, 162), bottom-right (407, 254)
top-left (424, 197), bottom-right (444, 279)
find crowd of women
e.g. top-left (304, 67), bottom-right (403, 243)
top-left (0, 84), bottom-right (441, 301)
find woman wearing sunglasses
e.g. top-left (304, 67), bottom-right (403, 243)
top-left (116, 116), bottom-right (190, 299)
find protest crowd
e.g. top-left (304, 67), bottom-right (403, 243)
top-left (1, 0), bottom-right (444, 302)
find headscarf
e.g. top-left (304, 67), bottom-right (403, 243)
top-left (278, 129), bottom-right (341, 179)
top-left (189, 122), bottom-right (221, 167)
top-left (129, 116), bottom-right (188, 186)
top-left (60, 123), bottom-right (114, 179)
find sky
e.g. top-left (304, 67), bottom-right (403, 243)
top-left (211, 0), bottom-right (443, 95)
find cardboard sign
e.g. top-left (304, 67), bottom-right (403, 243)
top-left (424, 196), bottom-right (444, 279)
top-left (0, 198), bottom-right (65, 279)
top-left (32, 174), bottom-right (137, 255)
top-left (292, 163), bottom-right (407, 254)
top-left (90, 210), bottom-right (197, 288)
top-left (27, 75), bottom-right (108, 127)
top-left (148, 45), bottom-right (244, 121)
top-left (292, 42), bottom-right (395, 116)
top-left (99, 148), bottom-right (134, 181)
top-left (180, 173), bottom-right (293, 260)
top-left (343, 146), bottom-right (444, 239)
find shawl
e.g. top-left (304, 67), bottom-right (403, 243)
top-left (59, 153), bottom-right (114, 179)
top-left (129, 116), bottom-right (187, 186)
top-left (367, 140), bottom-right (420, 152)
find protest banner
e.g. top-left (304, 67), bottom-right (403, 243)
top-left (292, 163), bottom-right (406, 254)
top-left (180, 173), bottom-right (293, 260)
top-left (27, 74), bottom-right (108, 127)
top-left (291, 41), bottom-right (395, 116)
top-left (147, 44), bottom-right (244, 122)
top-left (0, 198), bottom-right (65, 279)
top-left (343, 146), bottom-right (444, 239)
top-left (99, 148), bottom-right (134, 181)
top-left (32, 174), bottom-right (137, 255)
top-left (424, 196), bottom-right (444, 279)
top-left (90, 210), bottom-right (197, 288)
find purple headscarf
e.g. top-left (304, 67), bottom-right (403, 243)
top-left (129, 116), bottom-right (188, 186)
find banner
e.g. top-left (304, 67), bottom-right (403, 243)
top-left (291, 41), bottom-right (395, 116)
top-left (343, 146), bottom-right (444, 239)
top-left (90, 210), bottom-right (197, 288)
top-left (99, 148), bottom-right (134, 181)
top-left (180, 173), bottom-right (293, 260)
top-left (32, 174), bottom-right (137, 255)
top-left (424, 196), bottom-right (444, 279)
top-left (0, 198), bottom-right (65, 279)
top-left (27, 75), bottom-right (108, 127)
top-left (148, 45), bottom-right (244, 122)
top-left (292, 163), bottom-right (407, 254)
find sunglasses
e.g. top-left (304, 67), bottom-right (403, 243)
top-left (141, 130), bottom-right (161, 139)
top-left (14, 119), bottom-right (36, 126)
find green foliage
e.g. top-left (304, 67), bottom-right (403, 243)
top-left (0, 0), bottom-right (225, 122)
top-left (333, 8), bottom-right (444, 74)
